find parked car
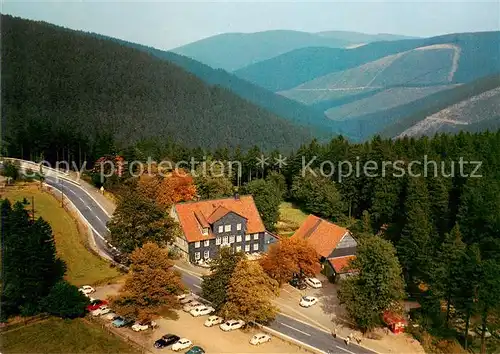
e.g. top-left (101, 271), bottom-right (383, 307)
top-left (220, 320), bottom-right (245, 331)
top-left (154, 334), bottom-right (180, 349)
top-left (183, 301), bottom-right (202, 312)
top-left (132, 321), bottom-right (156, 331)
top-left (171, 338), bottom-right (192, 351)
top-left (112, 316), bottom-right (133, 328)
top-left (305, 277), bottom-right (322, 288)
top-left (475, 326), bottom-right (492, 338)
top-left (86, 299), bottom-right (108, 311)
top-left (299, 296), bottom-right (318, 308)
top-left (91, 305), bottom-right (111, 316)
top-left (180, 295), bottom-right (195, 304)
top-left (78, 285), bottom-right (95, 295)
top-left (190, 305), bottom-right (215, 317)
top-left (289, 278), bottom-right (307, 290)
top-left (250, 333), bottom-right (271, 345)
top-left (185, 346), bottom-right (205, 354)
top-left (104, 312), bottom-right (119, 321)
top-left (176, 293), bottom-right (190, 302)
top-left (204, 315), bottom-right (224, 327)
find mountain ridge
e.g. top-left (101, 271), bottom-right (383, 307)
top-left (172, 29), bottom-right (418, 72)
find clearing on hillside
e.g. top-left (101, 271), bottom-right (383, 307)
top-left (276, 202), bottom-right (308, 237)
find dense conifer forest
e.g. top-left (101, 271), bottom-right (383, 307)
top-left (1, 15), bottom-right (316, 164)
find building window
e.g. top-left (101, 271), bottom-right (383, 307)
top-left (229, 235), bottom-right (235, 243)
top-left (245, 244), bottom-right (250, 252)
top-left (253, 233), bottom-right (259, 240)
top-left (236, 235), bottom-right (242, 242)
top-left (225, 224), bottom-right (232, 232)
top-left (218, 225), bottom-right (223, 233)
top-left (216, 237), bottom-right (221, 245)
top-left (195, 241), bottom-right (200, 248)
top-left (204, 240), bottom-right (210, 247)
top-left (236, 246), bottom-right (242, 252)
top-left (204, 250), bottom-right (210, 259)
top-left (223, 236), bottom-right (228, 244)
top-left (245, 234), bottom-right (251, 241)
top-left (195, 252), bottom-right (201, 260)
top-left (236, 223), bottom-right (242, 231)
top-left (202, 228), bottom-right (209, 235)
top-left (253, 243), bottom-right (259, 251)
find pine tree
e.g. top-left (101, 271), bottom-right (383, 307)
top-left (1, 200), bottom-right (66, 318)
top-left (397, 177), bottom-right (435, 287)
top-left (430, 223), bottom-right (466, 327)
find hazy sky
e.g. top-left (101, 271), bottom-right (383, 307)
top-left (3, 1), bottom-right (500, 50)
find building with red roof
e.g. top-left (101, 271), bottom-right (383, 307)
top-left (292, 215), bottom-right (357, 280)
top-left (171, 194), bottom-right (278, 263)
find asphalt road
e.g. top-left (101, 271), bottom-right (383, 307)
top-left (43, 173), bottom-right (374, 354)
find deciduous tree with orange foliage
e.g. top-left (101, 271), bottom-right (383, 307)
top-left (221, 259), bottom-right (278, 324)
top-left (156, 169), bottom-right (197, 209)
top-left (137, 174), bottom-right (161, 202)
top-left (260, 237), bottom-right (320, 285)
top-left (109, 242), bottom-right (185, 322)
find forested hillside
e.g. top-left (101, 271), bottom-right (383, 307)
top-left (92, 36), bottom-right (343, 138)
top-left (234, 31), bottom-right (500, 140)
top-left (235, 32), bottom-right (500, 91)
top-left (1, 15), bottom-right (316, 163)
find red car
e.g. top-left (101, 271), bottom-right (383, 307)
top-left (86, 299), bottom-right (108, 311)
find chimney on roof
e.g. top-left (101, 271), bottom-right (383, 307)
top-left (234, 191), bottom-right (240, 200)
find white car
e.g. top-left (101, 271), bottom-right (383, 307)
top-left (179, 295), bottom-right (195, 304)
top-left (299, 296), bottom-right (318, 308)
top-left (104, 312), bottom-right (118, 321)
top-left (79, 285), bottom-right (95, 295)
top-left (132, 321), bottom-right (156, 331)
top-left (171, 338), bottom-right (192, 351)
top-left (305, 277), bottom-right (322, 288)
top-left (177, 293), bottom-right (190, 301)
top-left (91, 305), bottom-right (111, 316)
top-left (183, 301), bottom-right (202, 312)
top-left (220, 319), bottom-right (245, 331)
top-left (250, 333), bottom-right (271, 345)
top-left (204, 315), bottom-right (224, 327)
top-left (190, 305), bottom-right (215, 317)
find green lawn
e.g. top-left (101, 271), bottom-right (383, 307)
top-left (1, 183), bottom-right (120, 286)
top-left (0, 317), bottom-right (140, 353)
top-left (276, 202), bottom-right (309, 237)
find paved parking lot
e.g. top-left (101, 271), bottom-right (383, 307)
top-left (91, 284), bottom-right (307, 354)
top-left (275, 274), bottom-right (345, 331)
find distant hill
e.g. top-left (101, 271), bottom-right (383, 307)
top-left (94, 37), bottom-right (341, 138)
top-left (235, 32), bottom-right (500, 92)
top-left (1, 15), bottom-right (318, 162)
top-left (316, 30), bottom-right (418, 43)
top-left (171, 29), bottom-right (414, 72)
top-left (234, 32), bottom-right (500, 140)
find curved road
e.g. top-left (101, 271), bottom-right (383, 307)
top-left (39, 168), bottom-right (373, 354)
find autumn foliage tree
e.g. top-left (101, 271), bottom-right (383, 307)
top-left (221, 259), bottom-right (278, 324)
top-left (109, 243), bottom-right (185, 322)
top-left (156, 169), bottom-right (197, 209)
top-left (260, 237), bottom-right (320, 285)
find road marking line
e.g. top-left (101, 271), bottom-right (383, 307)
top-left (278, 322), bottom-right (311, 336)
top-left (274, 302), bottom-right (332, 333)
top-left (336, 345), bottom-right (357, 354)
top-left (192, 284), bottom-right (201, 289)
top-left (79, 196), bottom-right (86, 203)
